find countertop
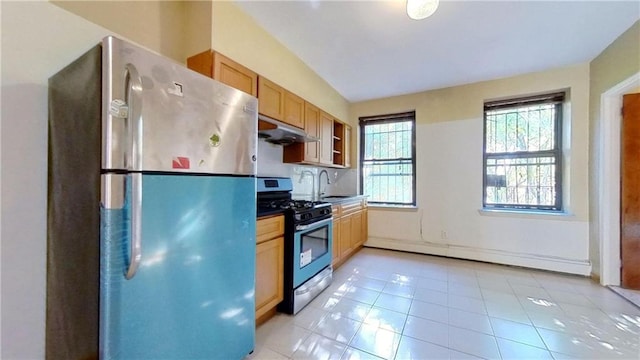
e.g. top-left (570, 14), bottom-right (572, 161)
top-left (257, 209), bottom-right (285, 219)
top-left (319, 195), bottom-right (368, 205)
top-left (257, 195), bottom-right (367, 219)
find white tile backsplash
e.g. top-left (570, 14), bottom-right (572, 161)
top-left (256, 140), bottom-right (291, 177)
top-left (256, 139), bottom-right (357, 199)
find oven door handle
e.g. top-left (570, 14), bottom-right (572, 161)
top-left (295, 267), bottom-right (333, 295)
top-left (296, 217), bottom-right (333, 231)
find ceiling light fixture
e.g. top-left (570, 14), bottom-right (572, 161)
top-left (406, 0), bottom-right (439, 20)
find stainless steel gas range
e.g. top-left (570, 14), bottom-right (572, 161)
top-left (257, 177), bottom-right (333, 314)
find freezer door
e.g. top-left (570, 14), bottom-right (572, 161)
top-left (100, 174), bottom-right (256, 359)
top-left (102, 36), bottom-right (257, 175)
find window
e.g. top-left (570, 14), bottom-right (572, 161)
top-left (360, 111), bottom-right (416, 206)
top-left (483, 92), bottom-right (565, 211)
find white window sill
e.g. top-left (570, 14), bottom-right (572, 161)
top-left (478, 208), bottom-right (577, 221)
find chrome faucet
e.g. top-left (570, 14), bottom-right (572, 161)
top-left (318, 169), bottom-right (331, 200)
top-left (299, 170), bottom-right (316, 201)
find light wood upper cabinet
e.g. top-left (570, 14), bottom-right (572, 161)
top-left (187, 50), bottom-right (350, 167)
top-left (344, 125), bottom-right (352, 168)
top-left (330, 120), bottom-right (351, 169)
top-left (283, 101), bottom-right (321, 164)
top-left (284, 110), bottom-right (350, 168)
top-left (304, 102), bottom-right (321, 162)
top-left (214, 53), bottom-right (257, 96)
top-left (320, 111), bottom-right (334, 165)
top-left (186, 50), bottom-right (257, 96)
top-left (186, 50), bottom-right (214, 78)
top-left (283, 91), bottom-right (305, 129)
top-left (258, 76), bottom-right (304, 129)
top-left (258, 76), bottom-right (285, 121)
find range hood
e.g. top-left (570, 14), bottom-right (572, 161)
top-left (257, 115), bottom-right (319, 145)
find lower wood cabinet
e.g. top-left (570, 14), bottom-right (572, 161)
top-left (339, 214), bottom-right (353, 259)
top-left (350, 211), bottom-right (363, 249)
top-left (255, 215), bottom-right (284, 323)
top-left (332, 219), bottom-right (341, 267)
top-left (255, 236), bottom-right (283, 319)
top-left (331, 198), bottom-right (368, 269)
top-left (362, 207), bottom-right (368, 246)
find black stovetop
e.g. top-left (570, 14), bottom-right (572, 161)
top-left (257, 198), bottom-right (331, 218)
top-left (256, 177), bottom-right (332, 220)
top-left (258, 199), bottom-right (329, 211)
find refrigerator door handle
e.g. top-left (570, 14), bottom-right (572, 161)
top-left (125, 64), bottom-right (143, 172)
top-left (124, 64), bottom-right (143, 280)
top-left (125, 172), bottom-right (143, 279)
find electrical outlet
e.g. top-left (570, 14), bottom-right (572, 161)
top-left (440, 230), bottom-right (448, 239)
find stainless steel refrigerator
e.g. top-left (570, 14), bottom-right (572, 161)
top-left (47, 36), bottom-right (258, 359)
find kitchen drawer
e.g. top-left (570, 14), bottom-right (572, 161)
top-left (340, 201), bottom-right (363, 216)
top-left (332, 205), bottom-right (341, 217)
top-left (257, 215), bottom-right (285, 244)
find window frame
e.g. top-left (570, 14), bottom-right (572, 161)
top-left (359, 111), bottom-right (417, 206)
top-left (482, 92), bottom-right (565, 212)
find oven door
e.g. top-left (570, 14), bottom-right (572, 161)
top-left (292, 217), bottom-right (333, 288)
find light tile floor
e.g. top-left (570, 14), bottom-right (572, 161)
top-left (249, 248), bottom-right (640, 359)
top-left (610, 286), bottom-right (640, 308)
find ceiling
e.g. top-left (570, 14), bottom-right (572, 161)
top-left (234, 0), bottom-right (640, 102)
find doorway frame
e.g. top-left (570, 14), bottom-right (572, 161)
top-left (599, 71), bottom-right (640, 286)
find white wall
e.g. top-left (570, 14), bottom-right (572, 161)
top-left (367, 119), bottom-right (589, 274)
top-left (51, 0), bottom-right (188, 63)
top-left (1, 2), bottom-right (116, 358)
top-left (353, 63), bottom-right (592, 275)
